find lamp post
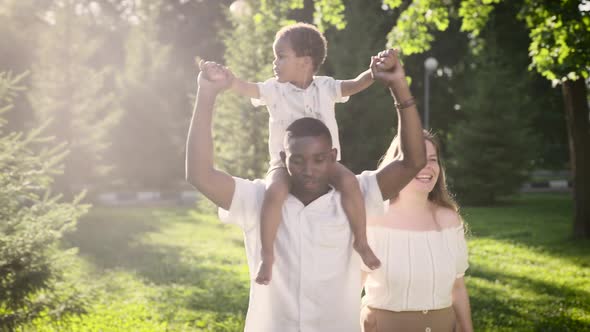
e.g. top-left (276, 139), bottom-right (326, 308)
top-left (229, 0), bottom-right (251, 18)
top-left (424, 57), bottom-right (438, 130)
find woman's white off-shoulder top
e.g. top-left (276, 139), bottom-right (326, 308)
top-left (362, 224), bottom-right (469, 311)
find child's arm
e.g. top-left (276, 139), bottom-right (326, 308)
top-left (340, 50), bottom-right (396, 97)
top-left (200, 60), bottom-right (260, 99)
top-left (230, 74), bottom-right (260, 99)
top-left (221, 66), bottom-right (260, 99)
top-left (340, 69), bottom-right (374, 97)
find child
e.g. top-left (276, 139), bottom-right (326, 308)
top-left (202, 23), bottom-right (392, 285)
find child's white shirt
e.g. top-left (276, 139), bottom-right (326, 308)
top-left (251, 76), bottom-right (349, 167)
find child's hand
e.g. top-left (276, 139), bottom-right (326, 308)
top-left (198, 60), bottom-right (232, 92)
top-left (375, 49), bottom-right (396, 71)
top-left (370, 48), bottom-right (406, 85)
top-left (200, 60), bottom-right (228, 82)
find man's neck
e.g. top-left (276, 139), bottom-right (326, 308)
top-left (291, 186), bottom-right (331, 206)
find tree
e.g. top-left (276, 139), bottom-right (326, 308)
top-left (107, 0), bottom-right (189, 190)
top-left (212, 2), bottom-right (275, 178)
top-left (0, 71), bottom-right (89, 329)
top-left (157, 0), bottom-right (230, 66)
top-left (386, 0), bottom-right (590, 237)
top-left (28, 0), bottom-right (120, 197)
top-left (446, 41), bottom-right (537, 204)
top-left (0, 0), bottom-right (53, 133)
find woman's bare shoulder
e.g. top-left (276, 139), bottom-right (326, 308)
top-left (434, 206), bottom-right (462, 229)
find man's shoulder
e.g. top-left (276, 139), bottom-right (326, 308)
top-left (355, 170), bottom-right (386, 217)
top-left (354, 170), bottom-right (381, 198)
top-left (356, 169), bottom-right (379, 181)
top-left (227, 176), bottom-right (268, 208)
top-left (218, 177), bottom-right (266, 229)
top-left (234, 176), bottom-right (266, 194)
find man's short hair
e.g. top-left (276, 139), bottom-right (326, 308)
top-left (275, 23), bottom-right (327, 73)
top-left (285, 117), bottom-right (333, 147)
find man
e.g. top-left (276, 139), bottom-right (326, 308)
top-left (185, 49), bottom-right (425, 332)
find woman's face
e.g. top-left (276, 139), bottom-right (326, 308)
top-left (403, 140), bottom-right (440, 194)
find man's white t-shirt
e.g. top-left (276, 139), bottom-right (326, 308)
top-left (218, 171), bottom-right (385, 332)
top-left (251, 76), bottom-right (349, 167)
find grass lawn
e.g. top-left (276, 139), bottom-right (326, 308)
top-left (25, 207), bottom-right (250, 332)
top-left (463, 193), bottom-right (590, 331)
top-left (24, 193), bottom-right (589, 331)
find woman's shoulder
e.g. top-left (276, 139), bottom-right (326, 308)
top-left (434, 206), bottom-right (462, 229)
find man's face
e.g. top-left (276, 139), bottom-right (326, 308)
top-left (281, 135), bottom-right (336, 196)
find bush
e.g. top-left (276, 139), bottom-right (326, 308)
top-left (0, 72), bottom-right (89, 329)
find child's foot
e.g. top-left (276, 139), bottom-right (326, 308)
top-left (354, 241), bottom-right (381, 270)
top-left (255, 257), bottom-right (273, 285)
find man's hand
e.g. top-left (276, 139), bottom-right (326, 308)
top-left (370, 49), bottom-right (407, 87)
top-left (375, 49), bottom-right (396, 71)
top-left (198, 60), bottom-right (233, 93)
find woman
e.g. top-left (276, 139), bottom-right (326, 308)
top-left (361, 131), bottom-right (474, 332)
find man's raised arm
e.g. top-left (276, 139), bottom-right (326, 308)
top-left (185, 61), bottom-right (235, 210)
top-left (373, 50), bottom-right (427, 200)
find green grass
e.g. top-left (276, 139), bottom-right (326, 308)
top-left (24, 207), bottom-right (249, 331)
top-left (23, 193), bottom-right (590, 331)
top-left (463, 194), bottom-right (590, 331)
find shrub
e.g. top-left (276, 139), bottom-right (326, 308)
top-left (0, 72), bottom-right (89, 329)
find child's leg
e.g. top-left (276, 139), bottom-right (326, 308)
top-left (256, 167), bottom-right (290, 285)
top-left (330, 162), bottom-right (381, 270)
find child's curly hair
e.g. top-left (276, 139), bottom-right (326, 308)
top-left (275, 23), bottom-right (327, 73)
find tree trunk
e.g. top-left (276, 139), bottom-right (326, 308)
top-left (561, 78), bottom-right (590, 239)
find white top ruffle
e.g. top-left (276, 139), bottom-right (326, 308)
top-left (362, 224), bottom-right (469, 311)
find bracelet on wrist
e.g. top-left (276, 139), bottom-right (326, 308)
top-left (394, 97), bottom-right (416, 110)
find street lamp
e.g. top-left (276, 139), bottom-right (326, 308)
top-left (229, 0), bottom-right (251, 18)
top-left (424, 57), bottom-right (438, 130)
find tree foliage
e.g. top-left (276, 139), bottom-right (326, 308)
top-left (0, 71), bottom-right (89, 329)
top-left (386, 0), bottom-right (450, 54)
top-left (325, 0), bottom-right (397, 172)
top-left (212, 1), bottom-right (277, 178)
top-left (28, 0), bottom-right (120, 196)
top-left (446, 44), bottom-right (538, 204)
top-left (107, 0), bottom-right (189, 190)
top-left (388, 0), bottom-right (589, 84)
top-left (490, 0), bottom-right (587, 83)
top-left (387, 0), bottom-right (587, 191)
